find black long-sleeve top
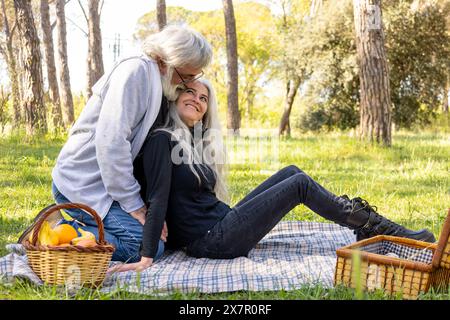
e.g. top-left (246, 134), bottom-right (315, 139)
top-left (133, 130), bottom-right (231, 258)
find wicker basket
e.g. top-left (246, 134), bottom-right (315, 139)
top-left (334, 208), bottom-right (450, 299)
top-left (23, 203), bottom-right (115, 287)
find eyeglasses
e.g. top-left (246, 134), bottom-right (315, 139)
top-left (174, 67), bottom-right (204, 85)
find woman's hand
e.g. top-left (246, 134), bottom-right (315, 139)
top-left (107, 256), bottom-right (153, 274)
top-left (129, 205), bottom-right (147, 225)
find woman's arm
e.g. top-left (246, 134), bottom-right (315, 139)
top-left (108, 132), bottom-right (173, 273)
top-left (140, 132), bottom-right (173, 258)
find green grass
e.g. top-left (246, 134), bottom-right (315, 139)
top-left (0, 128), bottom-right (449, 300)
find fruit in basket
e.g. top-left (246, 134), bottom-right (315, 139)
top-left (55, 218), bottom-right (83, 237)
top-left (29, 221), bottom-right (59, 246)
top-left (52, 224), bottom-right (78, 244)
top-left (75, 238), bottom-right (97, 247)
top-left (71, 228), bottom-right (96, 245)
top-left (78, 228), bottom-right (95, 239)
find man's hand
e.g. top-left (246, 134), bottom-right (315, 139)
top-left (129, 205), bottom-right (147, 225)
top-left (130, 206), bottom-right (168, 242)
top-left (107, 256), bottom-right (153, 274)
top-left (161, 221), bottom-right (168, 242)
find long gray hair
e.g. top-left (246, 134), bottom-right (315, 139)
top-left (156, 79), bottom-right (229, 203)
top-left (142, 24), bottom-right (213, 69)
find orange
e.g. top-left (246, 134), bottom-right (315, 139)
top-left (52, 224), bottom-right (78, 244)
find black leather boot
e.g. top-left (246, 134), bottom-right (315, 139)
top-left (340, 195), bottom-right (436, 243)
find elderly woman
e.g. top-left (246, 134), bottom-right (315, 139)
top-left (109, 79), bottom-right (435, 273)
top-left (19, 25), bottom-right (213, 263)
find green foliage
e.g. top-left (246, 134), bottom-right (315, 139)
top-left (293, 0), bottom-right (450, 132)
top-left (133, 2), bottom-right (279, 126)
top-left (1, 0), bottom-right (449, 133)
top-left (385, 0), bottom-right (450, 129)
top-left (293, 1), bottom-right (360, 132)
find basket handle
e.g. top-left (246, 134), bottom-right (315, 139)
top-left (30, 203), bottom-right (107, 246)
top-left (432, 208), bottom-right (450, 268)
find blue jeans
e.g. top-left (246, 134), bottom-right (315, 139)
top-left (51, 182), bottom-right (164, 263)
top-left (186, 165), bottom-right (351, 259)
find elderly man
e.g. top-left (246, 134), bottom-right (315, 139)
top-left (20, 25), bottom-right (213, 263)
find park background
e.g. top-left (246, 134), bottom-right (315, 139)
top-left (0, 0), bottom-right (449, 299)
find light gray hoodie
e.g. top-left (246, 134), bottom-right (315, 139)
top-left (52, 55), bottom-right (163, 219)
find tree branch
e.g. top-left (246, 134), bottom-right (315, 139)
top-left (0, 44), bottom-right (6, 59)
top-left (8, 21), bottom-right (17, 47)
top-left (10, 21), bottom-right (16, 36)
top-left (66, 16), bottom-right (88, 36)
top-left (77, 0), bottom-right (88, 23)
top-left (99, 0), bottom-right (105, 16)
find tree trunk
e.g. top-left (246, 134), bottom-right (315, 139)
top-left (14, 0), bottom-right (47, 135)
top-left (86, 0), bottom-right (104, 99)
top-left (279, 76), bottom-right (301, 136)
top-left (16, 43), bottom-right (25, 119)
top-left (222, 0), bottom-right (240, 135)
top-left (156, 0), bottom-right (167, 31)
top-left (40, 0), bottom-right (62, 129)
top-left (443, 77), bottom-right (449, 114)
top-left (353, 0), bottom-right (392, 146)
top-left (1, 0), bottom-right (21, 127)
top-left (55, 0), bottom-right (74, 127)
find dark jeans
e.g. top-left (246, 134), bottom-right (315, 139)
top-left (186, 165), bottom-right (352, 259)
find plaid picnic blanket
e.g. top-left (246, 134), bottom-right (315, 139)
top-left (0, 221), bottom-right (355, 294)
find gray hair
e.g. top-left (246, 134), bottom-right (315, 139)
top-left (142, 24), bottom-right (213, 69)
top-left (155, 79), bottom-right (229, 203)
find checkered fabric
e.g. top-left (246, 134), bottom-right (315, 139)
top-left (358, 240), bottom-right (434, 264)
top-left (0, 221), bottom-right (355, 294)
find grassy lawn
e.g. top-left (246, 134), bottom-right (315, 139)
top-left (0, 128), bottom-right (449, 300)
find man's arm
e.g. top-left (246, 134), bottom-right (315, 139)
top-left (95, 59), bottom-right (151, 214)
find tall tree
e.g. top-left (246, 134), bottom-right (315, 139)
top-left (353, 0), bottom-right (392, 146)
top-left (40, 0), bottom-right (62, 128)
top-left (0, 0), bottom-right (20, 127)
top-left (13, 0), bottom-right (47, 134)
top-left (279, 75), bottom-right (301, 136)
top-left (79, 0), bottom-right (104, 99)
top-left (55, 0), bottom-right (74, 127)
top-left (156, 0), bottom-right (166, 31)
top-left (222, 0), bottom-right (240, 134)
top-left (277, 0), bottom-right (312, 136)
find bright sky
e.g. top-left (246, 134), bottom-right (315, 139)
top-left (64, 0), bottom-right (225, 93)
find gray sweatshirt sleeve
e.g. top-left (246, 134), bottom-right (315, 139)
top-left (95, 59), bottom-right (151, 213)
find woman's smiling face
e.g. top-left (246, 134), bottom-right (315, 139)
top-left (176, 81), bottom-right (209, 127)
